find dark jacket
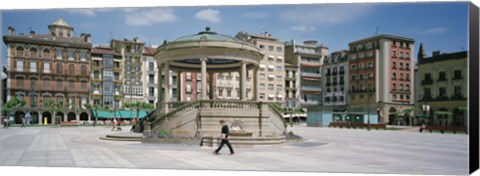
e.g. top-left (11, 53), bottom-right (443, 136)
top-left (221, 125), bottom-right (230, 139)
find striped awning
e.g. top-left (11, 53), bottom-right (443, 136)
top-left (94, 110), bottom-right (149, 119)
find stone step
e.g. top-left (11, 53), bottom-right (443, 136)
top-left (99, 137), bottom-right (142, 142)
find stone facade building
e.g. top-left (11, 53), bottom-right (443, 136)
top-left (3, 18), bottom-right (92, 124)
top-left (416, 51), bottom-right (467, 127)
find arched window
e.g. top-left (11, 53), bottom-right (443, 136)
top-left (29, 47), bottom-right (37, 58)
top-left (16, 46), bottom-right (24, 57)
top-left (43, 49), bottom-right (51, 58)
top-left (81, 65), bottom-right (87, 75)
top-left (69, 64), bottom-right (75, 74)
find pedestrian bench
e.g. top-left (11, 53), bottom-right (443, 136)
top-left (328, 122), bottom-right (350, 128)
top-left (423, 125), bottom-right (467, 134)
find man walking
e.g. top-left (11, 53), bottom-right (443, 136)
top-left (213, 120), bottom-right (234, 155)
top-left (111, 118), bottom-right (117, 131)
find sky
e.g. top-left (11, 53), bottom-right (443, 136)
top-left (0, 2), bottom-right (469, 65)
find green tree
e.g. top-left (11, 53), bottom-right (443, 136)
top-left (84, 103), bottom-right (102, 124)
top-left (2, 97), bottom-right (27, 123)
top-left (45, 100), bottom-right (63, 125)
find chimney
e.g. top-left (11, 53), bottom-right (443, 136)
top-left (432, 51), bottom-right (441, 57)
top-left (80, 33), bottom-right (86, 38)
top-left (7, 26), bottom-right (15, 35)
top-left (133, 37), bottom-right (138, 42)
top-left (85, 34), bottom-right (91, 43)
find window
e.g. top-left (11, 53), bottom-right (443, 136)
top-left (439, 72), bottom-right (447, 81)
top-left (400, 84), bottom-right (403, 90)
top-left (56, 49), bottom-right (63, 59)
top-left (29, 48), bottom-right (37, 58)
top-left (93, 60), bottom-right (100, 67)
top-left (268, 45), bottom-right (274, 51)
top-left (392, 62), bottom-right (397, 68)
top-left (392, 51), bottom-right (397, 57)
top-left (149, 87), bottom-right (155, 96)
top-left (259, 45), bottom-right (264, 49)
top-left (43, 63), bottom-right (50, 73)
top-left (392, 72), bottom-right (397, 80)
top-left (352, 75), bottom-right (356, 81)
top-left (277, 84), bottom-right (282, 90)
top-left (227, 90), bottom-right (232, 97)
top-left (406, 84), bottom-right (409, 90)
top-left (56, 63), bottom-right (63, 74)
top-left (454, 70), bottom-right (462, 79)
top-left (393, 40), bottom-right (397, 46)
top-left (69, 80), bottom-right (74, 89)
top-left (439, 87), bottom-right (447, 97)
top-left (400, 73), bottom-right (404, 80)
top-left (80, 51), bottom-right (87, 61)
top-left (276, 75), bottom-right (282, 81)
top-left (406, 63), bottom-right (410, 70)
top-left (56, 79), bottom-right (63, 89)
top-left (405, 52), bottom-right (410, 58)
top-left (350, 54), bottom-right (357, 60)
top-left (16, 46), bottom-right (24, 57)
top-left (276, 47), bottom-right (282, 52)
top-left (149, 74), bottom-right (154, 84)
top-left (218, 89), bottom-right (223, 97)
top-left (259, 73), bottom-right (265, 80)
top-left (393, 83), bottom-right (397, 90)
top-left (43, 49), bottom-right (51, 58)
top-left (359, 74), bottom-right (364, 80)
top-left (259, 83), bottom-right (265, 89)
top-left (400, 63), bottom-right (404, 69)
top-left (81, 65), bottom-right (87, 75)
top-left (93, 71), bottom-right (100, 79)
top-left (276, 65), bottom-right (282, 71)
top-left (454, 86), bottom-right (462, 96)
top-left (260, 93), bottom-right (265, 99)
top-left (68, 50), bottom-right (75, 60)
top-left (268, 84), bottom-right (274, 90)
top-left (149, 62), bottom-right (154, 71)
top-left (16, 60), bottom-right (24, 72)
top-left (368, 72), bottom-right (373, 78)
top-left (368, 62), bottom-right (373, 68)
top-left (351, 65), bottom-right (357, 70)
top-left (69, 64), bottom-right (75, 74)
top-left (400, 52), bottom-right (404, 58)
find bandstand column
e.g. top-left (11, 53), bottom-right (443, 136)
top-left (240, 61), bottom-right (247, 100)
top-left (201, 57), bottom-right (208, 100)
top-left (209, 72), bottom-right (214, 100)
top-left (253, 66), bottom-right (258, 100)
top-left (177, 71), bottom-right (182, 101)
top-left (164, 62), bottom-right (171, 105)
top-left (157, 64), bottom-right (163, 109)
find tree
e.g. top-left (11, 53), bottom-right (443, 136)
top-left (418, 43), bottom-right (425, 60)
top-left (2, 97), bottom-right (26, 124)
top-left (84, 103), bottom-right (102, 125)
top-left (45, 100), bottom-right (63, 125)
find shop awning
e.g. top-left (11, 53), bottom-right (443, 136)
top-left (259, 64), bottom-right (266, 68)
top-left (277, 95), bottom-right (284, 98)
top-left (94, 110), bottom-right (149, 119)
top-left (268, 94), bottom-right (275, 98)
top-left (268, 65), bottom-right (275, 69)
top-left (277, 56), bottom-right (283, 60)
top-left (434, 111), bottom-right (453, 116)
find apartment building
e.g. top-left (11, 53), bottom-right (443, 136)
top-left (91, 46), bottom-right (123, 109)
top-left (416, 50), bottom-right (467, 127)
top-left (110, 38), bottom-right (145, 104)
top-left (285, 40), bottom-right (328, 107)
top-left (3, 18), bottom-right (92, 124)
top-left (348, 34), bottom-right (415, 125)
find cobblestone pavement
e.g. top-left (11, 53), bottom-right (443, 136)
top-left (0, 125), bottom-right (469, 175)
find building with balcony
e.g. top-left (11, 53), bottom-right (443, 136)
top-left (284, 62), bottom-right (299, 108)
top-left (285, 40), bottom-right (328, 107)
top-left (416, 50), bottom-right (467, 127)
top-left (348, 34), bottom-right (415, 125)
top-left (233, 31), bottom-right (285, 102)
top-left (179, 72), bottom-right (202, 101)
top-left (91, 46), bottom-right (122, 110)
top-left (143, 46), bottom-right (178, 106)
top-left (3, 18), bottom-right (92, 124)
top-left (110, 38), bottom-right (145, 104)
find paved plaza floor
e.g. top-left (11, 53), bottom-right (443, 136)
top-left (0, 125), bottom-right (469, 175)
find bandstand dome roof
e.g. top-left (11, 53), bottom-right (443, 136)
top-left (174, 26), bottom-right (238, 42)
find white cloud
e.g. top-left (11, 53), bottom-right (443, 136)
top-left (195, 9), bottom-right (221, 23)
top-left (68, 9), bottom-right (96, 17)
top-left (291, 25), bottom-right (316, 32)
top-left (125, 8), bottom-right (177, 26)
top-left (420, 27), bottom-right (449, 35)
top-left (241, 12), bottom-right (270, 19)
top-left (280, 4), bottom-right (376, 29)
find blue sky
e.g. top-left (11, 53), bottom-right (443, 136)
top-left (1, 2), bottom-right (469, 64)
